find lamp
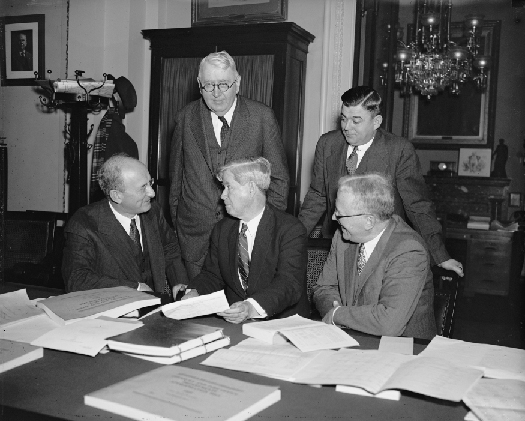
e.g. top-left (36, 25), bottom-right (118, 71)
top-left (395, 0), bottom-right (490, 98)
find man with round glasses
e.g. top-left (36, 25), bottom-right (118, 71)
top-left (169, 51), bottom-right (289, 283)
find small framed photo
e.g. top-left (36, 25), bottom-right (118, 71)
top-left (509, 192), bottom-right (522, 208)
top-left (458, 148), bottom-right (492, 177)
top-left (192, 0), bottom-right (287, 26)
top-left (0, 14), bottom-right (45, 86)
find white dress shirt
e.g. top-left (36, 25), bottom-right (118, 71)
top-left (211, 98), bottom-right (237, 146)
top-left (346, 136), bottom-right (374, 168)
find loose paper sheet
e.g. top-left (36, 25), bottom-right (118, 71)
top-left (0, 313), bottom-right (60, 343)
top-left (242, 314), bottom-right (326, 343)
top-left (279, 324), bottom-right (359, 352)
top-left (378, 336), bottom-right (413, 355)
top-left (0, 289), bottom-right (45, 328)
top-left (161, 291), bottom-right (229, 320)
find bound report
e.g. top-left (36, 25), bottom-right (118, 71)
top-left (85, 366), bottom-right (281, 421)
top-left (106, 313), bottom-right (224, 357)
top-left (35, 286), bottom-right (160, 325)
top-left (0, 339), bottom-right (44, 374)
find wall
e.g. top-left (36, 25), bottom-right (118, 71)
top-left (392, 0), bottom-right (525, 218)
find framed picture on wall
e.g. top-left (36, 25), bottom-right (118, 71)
top-left (0, 14), bottom-right (45, 86)
top-left (458, 148), bottom-right (492, 177)
top-left (191, 0), bottom-right (287, 26)
top-left (509, 192), bottom-right (522, 208)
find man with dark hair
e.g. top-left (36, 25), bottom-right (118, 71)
top-left (314, 173), bottom-right (437, 339)
top-left (179, 157), bottom-right (308, 324)
top-left (299, 86), bottom-right (463, 276)
top-left (12, 32), bottom-right (33, 71)
top-left (63, 155), bottom-right (188, 293)
top-left (170, 51), bottom-right (289, 280)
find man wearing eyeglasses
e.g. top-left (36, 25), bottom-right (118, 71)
top-left (169, 51), bottom-right (289, 283)
top-left (313, 173), bottom-right (437, 339)
top-left (63, 155), bottom-right (189, 294)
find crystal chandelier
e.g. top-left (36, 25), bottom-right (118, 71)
top-left (395, 0), bottom-right (491, 98)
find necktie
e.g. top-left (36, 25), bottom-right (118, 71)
top-left (218, 116), bottom-right (229, 146)
top-left (346, 146), bottom-right (359, 175)
top-left (357, 243), bottom-right (366, 275)
top-left (238, 223), bottom-right (250, 290)
top-left (129, 218), bottom-right (141, 250)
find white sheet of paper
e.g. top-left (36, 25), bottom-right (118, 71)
top-left (0, 313), bottom-right (60, 343)
top-left (242, 314), bottom-right (324, 343)
top-left (162, 290), bottom-right (230, 320)
top-left (279, 324), bottom-right (359, 352)
top-left (378, 336), bottom-right (413, 355)
top-left (31, 318), bottom-right (142, 357)
top-left (335, 385), bottom-right (401, 401)
top-left (0, 289), bottom-right (45, 328)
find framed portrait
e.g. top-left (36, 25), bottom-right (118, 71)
top-left (0, 14), bottom-right (45, 86)
top-left (509, 192), bottom-right (522, 208)
top-left (402, 21), bottom-right (501, 150)
top-left (192, 0), bottom-right (287, 26)
top-left (457, 148), bottom-right (492, 177)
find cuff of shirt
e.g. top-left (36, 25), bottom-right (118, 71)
top-left (331, 306), bottom-right (341, 326)
top-left (246, 298), bottom-right (267, 319)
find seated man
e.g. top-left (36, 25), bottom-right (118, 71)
top-left (314, 173), bottom-right (436, 339)
top-left (62, 154), bottom-right (189, 293)
top-left (182, 157), bottom-right (309, 323)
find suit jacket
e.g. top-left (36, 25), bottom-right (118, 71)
top-left (62, 200), bottom-right (189, 292)
top-left (169, 96), bottom-right (289, 263)
top-left (313, 215), bottom-right (437, 340)
top-left (188, 205), bottom-right (310, 319)
top-left (298, 128), bottom-right (449, 265)
top-left (12, 50), bottom-right (33, 71)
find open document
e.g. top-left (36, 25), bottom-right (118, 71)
top-left (0, 289), bottom-right (46, 328)
top-left (161, 290), bottom-right (229, 320)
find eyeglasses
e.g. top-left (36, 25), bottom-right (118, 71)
top-left (334, 213), bottom-right (369, 221)
top-left (199, 80), bottom-right (237, 93)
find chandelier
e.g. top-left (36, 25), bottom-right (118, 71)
top-left (395, 0), bottom-right (491, 98)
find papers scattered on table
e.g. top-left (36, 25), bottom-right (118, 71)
top-left (335, 385), bottom-right (401, 401)
top-left (161, 290), bottom-right (229, 320)
top-left (378, 336), bottom-right (413, 355)
top-left (0, 289), bottom-right (46, 328)
top-left (35, 286), bottom-right (160, 325)
top-left (0, 339), bottom-right (43, 374)
top-left (31, 317), bottom-right (142, 357)
top-left (85, 366), bottom-right (281, 421)
top-left (0, 313), bottom-right (61, 344)
top-left (242, 315), bottom-right (359, 352)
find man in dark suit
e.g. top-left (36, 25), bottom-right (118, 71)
top-left (63, 155), bottom-right (189, 293)
top-left (169, 51), bottom-right (289, 281)
top-left (181, 157), bottom-right (308, 323)
top-left (12, 32), bottom-right (33, 71)
top-left (299, 86), bottom-right (463, 277)
top-left (314, 173), bottom-right (437, 339)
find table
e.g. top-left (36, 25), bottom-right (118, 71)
top-left (0, 284), bottom-right (469, 421)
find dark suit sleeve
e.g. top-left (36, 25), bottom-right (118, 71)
top-left (298, 135), bottom-right (329, 235)
top-left (394, 141), bottom-right (449, 265)
top-left (169, 112), bottom-right (184, 225)
top-left (62, 219), bottom-right (133, 292)
top-left (250, 220), bottom-right (307, 317)
top-left (262, 108), bottom-right (289, 212)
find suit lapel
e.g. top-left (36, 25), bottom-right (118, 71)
top-left (140, 210), bottom-right (164, 288)
top-left (189, 100), bottom-right (214, 175)
top-left (226, 96), bottom-right (248, 162)
top-left (227, 220), bottom-right (245, 297)
top-left (246, 206), bottom-right (272, 293)
top-left (357, 129), bottom-right (389, 174)
top-left (97, 201), bottom-right (141, 283)
top-left (328, 133), bottom-right (348, 196)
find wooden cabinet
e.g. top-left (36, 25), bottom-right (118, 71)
top-left (447, 228), bottom-right (524, 297)
top-left (142, 23), bottom-right (315, 218)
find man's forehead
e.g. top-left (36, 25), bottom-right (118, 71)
top-left (341, 104), bottom-right (369, 117)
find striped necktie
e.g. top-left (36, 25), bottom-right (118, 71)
top-left (218, 116), bottom-right (229, 146)
top-left (346, 146), bottom-right (359, 175)
top-left (357, 243), bottom-right (366, 275)
top-left (129, 218), bottom-right (141, 251)
top-left (238, 223), bottom-right (250, 290)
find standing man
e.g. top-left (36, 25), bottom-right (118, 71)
top-left (170, 51), bottom-right (289, 280)
top-left (12, 32), bottom-right (33, 71)
top-left (63, 155), bottom-right (189, 293)
top-left (182, 158), bottom-right (308, 324)
top-left (314, 173), bottom-right (436, 339)
top-left (299, 86), bottom-right (463, 276)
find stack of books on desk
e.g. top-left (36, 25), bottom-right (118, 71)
top-left (106, 313), bottom-right (230, 364)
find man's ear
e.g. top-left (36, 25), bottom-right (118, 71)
top-left (109, 189), bottom-right (122, 204)
top-left (364, 214), bottom-right (376, 231)
top-left (373, 114), bottom-right (383, 130)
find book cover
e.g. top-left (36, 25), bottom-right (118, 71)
top-left (35, 287), bottom-right (160, 325)
top-left (85, 366), bottom-right (280, 421)
top-left (106, 314), bottom-right (224, 357)
top-left (0, 339), bottom-right (44, 374)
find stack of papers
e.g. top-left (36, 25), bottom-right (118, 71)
top-left (467, 216), bottom-right (490, 230)
top-left (161, 290), bottom-right (229, 320)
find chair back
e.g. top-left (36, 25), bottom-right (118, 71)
top-left (306, 238), bottom-right (331, 318)
top-left (432, 267), bottom-right (459, 338)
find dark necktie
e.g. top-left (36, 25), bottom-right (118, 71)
top-left (346, 146), bottom-right (359, 175)
top-left (238, 223), bottom-right (250, 290)
top-left (357, 243), bottom-right (366, 275)
top-left (218, 116), bottom-right (229, 146)
top-left (129, 218), bottom-right (141, 251)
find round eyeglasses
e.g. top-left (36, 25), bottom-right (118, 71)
top-left (199, 80), bottom-right (237, 93)
top-left (334, 213), bottom-right (369, 221)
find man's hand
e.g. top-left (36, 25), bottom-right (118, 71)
top-left (322, 300), bottom-right (340, 325)
top-left (217, 301), bottom-right (255, 324)
top-left (181, 289), bottom-right (200, 301)
top-left (172, 283), bottom-right (187, 298)
top-left (438, 259), bottom-right (464, 277)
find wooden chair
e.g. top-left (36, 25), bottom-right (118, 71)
top-left (432, 266), bottom-right (460, 338)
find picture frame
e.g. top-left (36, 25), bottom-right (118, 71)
top-left (457, 148), bottom-right (492, 177)
top-left (402, 21), bottom-right (501, 150)
top-left (0, 14), bottom-right (45, 86)
top-left (509, 192), bottom-right (522, 208)
top-left (191, 0), bottom-right (287, 26)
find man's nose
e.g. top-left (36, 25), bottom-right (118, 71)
top-left (212, 85), bottom-right (222, 97)
top-left (146, 186), bottom-right (155, 198)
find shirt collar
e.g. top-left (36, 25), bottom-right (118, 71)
top-left (361, 225), bottom-right (386, 261)
top-left (211, 97), bottom-right (237, 126)
top-left (239, 206), bottom-right (265, 235)
top-left (109, 201), bottom-right (139, 230)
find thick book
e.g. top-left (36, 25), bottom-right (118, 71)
top-left (106, 314), bottom-right (224, 357)
top-left (85, 366), bottom-right (281, 421)
top-left (0, 339), bottom-right (44, 374)
top-left (35, 286), bottom-right (160, 325)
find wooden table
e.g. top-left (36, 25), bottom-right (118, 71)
top-left (0, 284), bottom-right (469, 420)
